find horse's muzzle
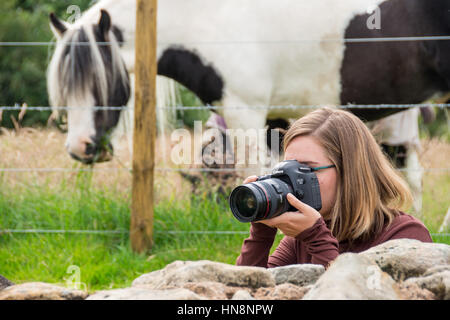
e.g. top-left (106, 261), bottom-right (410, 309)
top-left (69, 143), bottom-right (114, 164)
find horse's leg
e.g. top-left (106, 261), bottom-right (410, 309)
top-left (405, 145), bottom-right (424, 218)
top-left (438, 207), bottom-right (450, 233)
top-left (266, 118), bottom-right (289, 155)
top-left (201, 113), bottom-right (233, 167)
top-left (401, 109), bottom-right (424, 218)
top-left (222, 99), bottom-right (270, 176)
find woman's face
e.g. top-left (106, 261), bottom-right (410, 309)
top-left (284, 135), bottom-right (337, 218)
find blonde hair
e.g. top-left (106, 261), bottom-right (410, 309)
top-left (283, 107), bottom-right (413, 243)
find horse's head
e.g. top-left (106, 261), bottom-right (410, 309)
top-left (47, 10), bottom-right (130, 164)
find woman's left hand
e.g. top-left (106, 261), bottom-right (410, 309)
top-left (257, 193), bottom-right (322, 237)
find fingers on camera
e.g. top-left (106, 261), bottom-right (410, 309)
top-left (244, 175), bottom-right (258, 184)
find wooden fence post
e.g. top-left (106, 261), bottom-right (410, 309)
top-left (131, 0), bottom-right (158, 253)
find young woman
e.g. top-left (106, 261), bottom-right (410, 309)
top-left (236, 107), bottom-right (432, 268)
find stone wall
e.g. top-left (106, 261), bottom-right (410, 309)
top-left (1, 239), bottom-right (449, 300)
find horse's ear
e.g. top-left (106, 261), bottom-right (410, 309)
top-left (98, 9), bottom-right (111, 36)
top-left (49, 13), bottom-right (67, 39)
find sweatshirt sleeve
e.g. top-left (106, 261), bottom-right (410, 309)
top-left (236, 217), bottom-right (340, 268)
top-left (236, 222), bottom-right (278, 267)
top-left (295, 217), bottom-right (339, 268)
top-left (267, 236), bottom-right (298, 267)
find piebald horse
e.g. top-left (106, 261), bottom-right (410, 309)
top-left (47, 0), bottom-right (450, 214)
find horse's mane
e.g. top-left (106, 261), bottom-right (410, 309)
top-left (47, 22), bottom-right (128, 109)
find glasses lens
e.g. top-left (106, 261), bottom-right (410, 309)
top-left (234, 188), bottom-right (258, 218)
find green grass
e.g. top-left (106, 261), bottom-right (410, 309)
top-left (422, 171), bottom-right (450, 233)
top-left (0, 175), bottom-right (284, 292)
top-left (0, 170), bottom-right (448, 293)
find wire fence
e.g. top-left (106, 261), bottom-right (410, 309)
top-left (1, 103), bottom-right (450, 111)
top-left (0, 229), bottom-right (447, 238)
top-left (2, 35), bottom-right (450, 47)
top-left (0, 229), bottom-right (250, 235)
top-left (1, 37), bottom-right (449, 238)
top-left (1, 104), bottom-right (449, 174)
top-left (0, 167), bottom-right (449, 173)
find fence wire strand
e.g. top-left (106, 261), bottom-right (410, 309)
top-left (1, 103), bottom-right (450, 112)
top-left (0, 229), bottom-right (447, 237)
top-left (0, 167), bottom-right (449, 173)
top-left (2, 35), bottom-right (450, 47)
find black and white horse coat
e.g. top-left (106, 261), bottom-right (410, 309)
top-left (48, 0), bottom-right (450, 214)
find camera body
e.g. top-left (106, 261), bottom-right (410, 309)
top-left (229, 160), bottom-right (322, 222)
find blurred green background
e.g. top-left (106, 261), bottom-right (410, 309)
top-left (0, 0), bottom-right (93, 128)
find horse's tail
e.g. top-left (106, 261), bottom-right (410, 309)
top-left (156, 76), bottom-right (180, 163)
top-left (156, 76), bottom-right (179, 132)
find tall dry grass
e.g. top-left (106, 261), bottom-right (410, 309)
top-left (0, 128), bottom-right (193, 203)
top-left (0, 128), bottom-right (448, 218)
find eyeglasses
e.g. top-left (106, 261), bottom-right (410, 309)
top-left (310, 164), bottom-right (336, 172)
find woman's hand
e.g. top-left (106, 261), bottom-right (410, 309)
top-left (243, 176), bottom-right (258, 184)
top-left (242, 175), bottom-right (321, 237)
top-left (257, 193), bottom-right (322, 238)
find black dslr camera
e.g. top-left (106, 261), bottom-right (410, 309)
top-left (229, 160), bottom-right (322, 222)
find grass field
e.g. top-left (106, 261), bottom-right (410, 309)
top-left (0, 128), bottom-right (449, 292)
top-left (0, 182), bottom-right (270, 291)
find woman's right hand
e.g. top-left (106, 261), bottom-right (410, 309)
top-left (243, 175), bottom-right (258, 184)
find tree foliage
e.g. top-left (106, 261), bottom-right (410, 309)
top-left (0, 0), bottom-right (93, 128)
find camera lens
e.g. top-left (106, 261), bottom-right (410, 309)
top-left (229, 184), bottom-right (267, 222)
top-left (230, 179), bottom-right (293, 223)
top-left (234, 188), bottom-right (258, 218)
